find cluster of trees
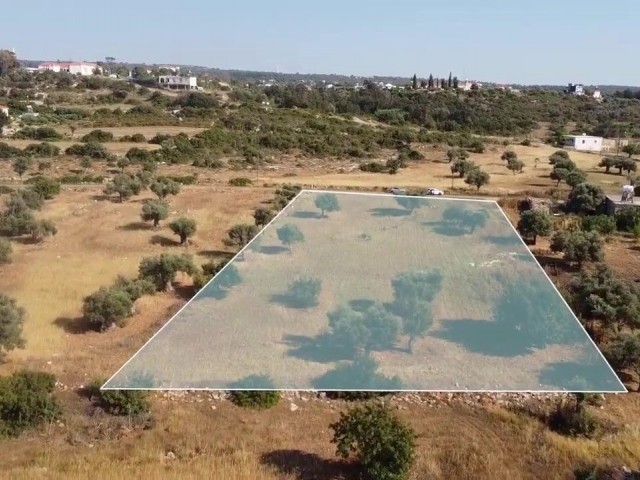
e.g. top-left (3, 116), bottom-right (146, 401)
top-left (597, 156), bottom-right (637, 176)
top-left (448, 156), bottom-right (490, 190)
top-left (327, 269), bottom-right (443, 355)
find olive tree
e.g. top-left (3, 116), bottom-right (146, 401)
top-left (465, 168), bottom-right (490, 190)
top-left (226, 224), bottom-right (258, 250)
top-left (82, 287), bottom-right (134, 331)
top-left (565, 183), bottom-right (605, 215)
top-left (150, 178), bottom-right (181, 199)
top-left (605, 334), bottom-right (640, 391)
top-left (517, 209), bottom-right (552, 245)
top-left (314, 193), bottom-right (340, 217)
top-left (276, 224), bottom-right (304, 251)
top-left (138, 253), bottom-right (196, 292)
top-left (253, 207), bottom-right (275, 227)
top-left (140, 199), bottom-right (169, 228)
top-left (104, 174), bottom-right (142, 202)
top-left (330, 403), bottom-right (416, 480)
top-left (0, 294), bottom-right (25, 361)
top-left (12, 157), bottom-right (31, 179)
top-left (0, 238), bottom-right (12, 264)
top-left (168, 217), bottom-right (197, 245)
top-left (550, 230), bottom-right (604, 266)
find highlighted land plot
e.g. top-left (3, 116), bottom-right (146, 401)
top-left (104, 191), bottom-right (625, 392)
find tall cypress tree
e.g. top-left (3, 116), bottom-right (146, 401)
top-left (441, 78), bottom-right (447, 89)
top-left (412, 74), bottom-right (418, 90)
top-left (448, 72), bottom-right (453, 88)
top-left (428, 74), bottom-right (434, 89)
top-left (453, 76), bottom-right (459, 89)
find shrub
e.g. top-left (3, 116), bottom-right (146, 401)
top-left (86, 380), bottom-right (150, 416)
top-left (283, 277), bottom-right (321, 308)
top-left (360, 161), bottom-right (387, 173)
top-left (229, 390), bottom-right (280, 409)
top-left (331, 403), bottom-right (416, 480)
top-left (65, 142), bottom-right (108, 159)
top-left (14, 126), bottom-right (62, 141)
top-left (547, 400), bottom-right (598, 438)
top-left (25, 176), bottom-right (61, 199)
top-left (82, 287), bottom-right (134, 331)
top-left (0, 294), bottom-right (25, 361)
top-left (229, 177), bottom-right (253, 187)
top-left (0, 142), bottom-right (22, 159)
top-left (81, 129), bottom-right (114, 143)
top-left (0, 238), bottom-right (11, 264)
top-left (582, 215), bottom-right (616, 235)
top-left (0, 370), bottom-right (60, 437)
top-left (614, 208), bottom-right (640, 232)
top-left (119, 133), bottom-right (146, 142)
top-left (23, 142), bottom-right (60, 157)
top-left (156, 174), bottom-right (196, 185)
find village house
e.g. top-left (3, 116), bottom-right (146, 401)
top-left (158, 75), bottom-right (198, 91)
top-left (38, 61), bottom-right (101, 76)
top-left (567, 83), bottom-right (585, 96)
top-left (0, 105), bottom-right (8, 117)
top-left (563, 133), bottom-right (603, 153)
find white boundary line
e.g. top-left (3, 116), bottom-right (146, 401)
top-left (102, 190), bottom-right (627, 393)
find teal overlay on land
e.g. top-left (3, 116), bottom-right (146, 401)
top-left (104, 191), bottom-right (625, 392)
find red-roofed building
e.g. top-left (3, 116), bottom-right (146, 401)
top-left (38, 61), bottom-right (101, 76)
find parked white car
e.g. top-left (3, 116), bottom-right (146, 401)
top-left (425, 188), bottom-right (444, 196)
top-left (388, 187), bottom-right (407, 195)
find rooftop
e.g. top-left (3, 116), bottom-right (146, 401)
top-left (104, 191), bottom-right (623, 393)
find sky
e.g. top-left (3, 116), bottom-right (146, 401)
top-left (2, 0), bottom-right (638, 85)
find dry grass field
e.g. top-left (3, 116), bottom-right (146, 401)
top-left (0, 136), bottom-right (638, 478)
top-left (263, 143), bottom-right (626, 196)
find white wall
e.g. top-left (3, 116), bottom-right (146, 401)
top-left (571, 136), bottom-right (603, 152)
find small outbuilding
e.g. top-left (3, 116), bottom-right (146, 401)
top-left (563, 133), bottom-right (603, 153)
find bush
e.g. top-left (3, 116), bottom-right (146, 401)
top-left (23, 142), bottom-right (60, 157)
top-left (229, 390), bottom-right (280, 409)
top-left (283, 277), bottom-right (321, 308)
top-left (86, 380), bottom-right (150, 416)
top-left (0, 142), bottom-right (22, 159)
top-left (156, 174), bottom-right (197, 185)
top-left (14, 126), bottom-right (62, 141)
top-left (25, 176), bottom-right (61, 199)
top-left (119, 133), bottom-right (146, 142)
top-left (65, 142), bottom-right (108, 159)
top-left (229, 177), bottom-right (253, 186)
top-left (82, 287), bottom-right (134, 331)
top-left (331, 403), bottom-right (416, 480)
top-left (0, 238), bottom-right (11, 264)
top-left (0, 370), bottom-right (60, 437)
top-left (547, 400), bottom-right (598, 438)
top-left (614, 208), bottom-right (640, 232)
top-left (360, 161), bottom-right (387, 173)
top-left (582, 215), bottom-right (616, 235)
top-left (81, 129), bottom-right (114, 143)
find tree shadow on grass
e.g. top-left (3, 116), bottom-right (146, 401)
top-left (291, 210), bottom-right (321, 219)
top-left (483, 235), bottom-right (523, 247)
top-left (283, 333), bottom-right (355, 363)
top-left (118, 221), bottom-right (152, 231)
top-left (423, 221), bottom-right (469, 237)
top-left (271, 293), bottom-right (318, 309)
top-left (368, 207), bottom-right (412, 217)
top-left (260, 450), bottom-right (358, 480)
top-left (433, 319), bottom-right (536, 357)
top-left (198, 249), bottom-right (234, 259)
top-left (255, 245), bottom-right (289, 255)
top-left (150, 234), bottom-right (180, 247)
top-left (53, 316), bottom-right (96, 334)
top-left (538, 360), bottom-right (625, 391)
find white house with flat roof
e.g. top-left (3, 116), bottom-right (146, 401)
top-left (563, 133), bottom-right (603, 153)
top-left (38, 62), bottom-right (101, 76)
top-left (158, 75), bottom-right (198, 91)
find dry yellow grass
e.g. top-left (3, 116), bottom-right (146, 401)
top-left (263, 143), bottom-right (625, 195)
top-left (0, 154), bottom-right (638, 480)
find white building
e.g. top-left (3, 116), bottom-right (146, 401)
top-left (564, 133), bottom-right (603, 153)
top-left (593, 89), bottom-right (602, 101)
top-left (567, 83), bottom-right (585, 96)
top-left (38, 61), bottom-right (101, 76)
top-left (158, 75), bottom-right (198, 91)
top-left (0, 105), bottom-right (8, 117)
